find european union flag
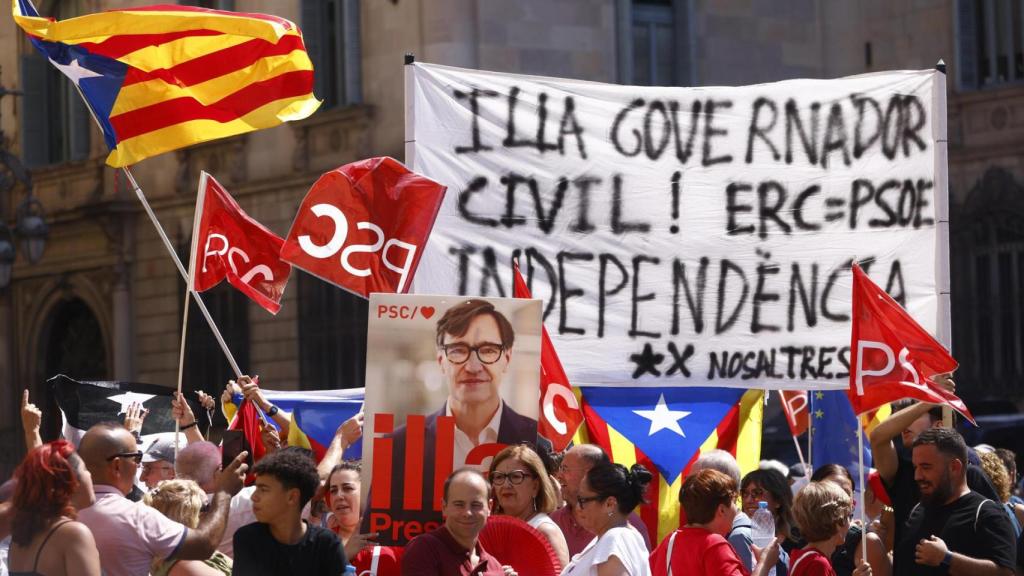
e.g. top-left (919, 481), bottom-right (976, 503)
top-left (810, 390), bottom-right (872, 483)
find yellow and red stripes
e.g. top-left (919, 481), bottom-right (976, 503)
top-left (575, 387), bottom-right (764, 545)
top-left (12, 0), bottom-right (320, 167)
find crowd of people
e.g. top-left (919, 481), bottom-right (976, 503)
top-left (1, 372), bottom-right (1023, 576)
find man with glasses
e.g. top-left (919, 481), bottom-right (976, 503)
top-left (389, 299), bottom-right (546, 521)
top-left (140, 433), bottom-right (181, 489)
top-left (77, 422), bottom-right (249, 576)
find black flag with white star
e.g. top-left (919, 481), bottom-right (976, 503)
top-left (49, 374), bottom-right (208, 446)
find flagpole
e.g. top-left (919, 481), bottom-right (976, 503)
top-left (857, 424), bottom-right (867, 566)
top-left (122, 167), bottom-right (242, 378)
top-left (933, 60), bottom-right (954, 429)
top-left (807, 393), bottom-right (813, 473)
top-left (174, 288), bottom-right (191, 457)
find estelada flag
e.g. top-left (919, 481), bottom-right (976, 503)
top-left (573, 386), bottom-right (763, 544)
top-left (12, 0), bottom-right (320, 167)
top-left (779, 390), bottom-right (809, 437)
top-left (847, 263), bottom-right (974, 423)
top-left (189, 172), bottom-right (291, 314)
top-left (281, 157), bottom-right (446, 297)
top-left (49, 374), bottom-right (206, 446)
top-left (512, 260), bottom-right (582, 451)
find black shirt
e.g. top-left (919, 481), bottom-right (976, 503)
top-left (885, 442), bottom-right (999, 544)
top-left (232, 521), bottom-right (347, 576)
top-left (893, 491), bottom-right (1016, 575)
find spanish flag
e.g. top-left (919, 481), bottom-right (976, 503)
top-left (572, 386), bottom-right (764, 544)
top-left (13, 0), bottom-right (320, 167)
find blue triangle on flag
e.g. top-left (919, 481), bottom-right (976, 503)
top-left (581, 387), bottom-right (747, 483)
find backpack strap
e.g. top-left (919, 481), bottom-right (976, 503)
top-left (665, 530), bottom-right (678, 576)
top-left (976, 499), bottom-right (995, 531)
top-left (790, 550), bottom-right (820, 575)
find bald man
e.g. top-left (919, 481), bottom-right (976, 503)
top-left (402, 468), bottom-right (516, 575)
top-left (77, 422), bottom-right (248, 576)
top-left (551, 444), bottom-right (651, 556)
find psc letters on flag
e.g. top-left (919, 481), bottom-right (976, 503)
top-left (410, 63), bottom-right (945, 391)
top-left (281, 157), bottom-right (447, 298)
top-left (191, 172), bottom-right (291, 314)
top-left (361, 293), bottom-right (543, 545)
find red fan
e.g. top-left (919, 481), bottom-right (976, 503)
top-left (479, 515), bottom-right (562, 576)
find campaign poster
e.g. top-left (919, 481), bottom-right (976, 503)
top-left (361, 293), bottom-right (543, 545)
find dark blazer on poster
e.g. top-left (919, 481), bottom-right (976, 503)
top-left (365, 401), bottom-right (551, 545)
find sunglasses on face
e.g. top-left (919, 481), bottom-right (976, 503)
top-left (576, 494), bottom-right (603, 507)
top-left (106, 451), bottom-right (143, 464)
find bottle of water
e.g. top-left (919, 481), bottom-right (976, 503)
top-left (343, 565), bottom-right (357, 576)
top-left (751, 501), bottom-right (777, 576)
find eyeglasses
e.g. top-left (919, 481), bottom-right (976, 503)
top-left (576, 494), bottom-right (603, 507)
top-left (106, 451), bottom-right (143, 464)
top-left (442, 343), bottom-right (505, 364)
top-left (741, 488), bottom-right (767, 500)
top-left (142, 463), bottom-right (174, 474)
top-left (490, 470), bottom-right (535, 486)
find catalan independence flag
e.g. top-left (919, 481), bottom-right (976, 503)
top-left (225, 388), bottom-right (364, 461)
top-left (572, 386), bottom-right (764, 544)
top-left (13, 0), bottom-right (320, 167)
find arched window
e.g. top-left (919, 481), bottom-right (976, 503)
top-left (951, 167), bottom-right (1024, 397)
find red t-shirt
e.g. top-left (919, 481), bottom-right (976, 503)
top-left (789, 548), bottom-right (836, 576)
top-left (352, 545), bottom-right (402, 575)
top-left (649, 527), bottom-right (750, 576)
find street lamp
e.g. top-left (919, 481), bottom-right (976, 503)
top-left (16, 197), bottom-right (47, 264)
top-left (0, 70), bottom-right (44, 289)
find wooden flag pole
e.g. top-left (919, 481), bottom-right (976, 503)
top-left (122, 166), bottom-right (242, 378)
top-left (857, 423), bottom-right (868, 566)
top-left (173, 287), bottom-right (191, 457)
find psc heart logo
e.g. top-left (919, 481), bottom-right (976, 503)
top-left (376, 304), bottom-right (435, 320)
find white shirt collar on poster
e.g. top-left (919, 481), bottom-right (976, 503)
top-left (446, 400), bottom-right (504, 471)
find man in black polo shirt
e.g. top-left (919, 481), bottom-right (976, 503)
top-left (893, 428), bottom-right (1015, 575)
top-left (869, 375), bottom-right (998, 545)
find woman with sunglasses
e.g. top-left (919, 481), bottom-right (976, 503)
top-left (560, 462), bottom-right (653, 576)
top-left (8, 440), bottom-right (101, 576)
top-left (488, 444), bottom-right (570, 568)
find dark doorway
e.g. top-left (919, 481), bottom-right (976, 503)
top-left (38, 297), bottom-right (108, 442)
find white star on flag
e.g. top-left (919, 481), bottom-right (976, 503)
top-left (633, 393), bottom-right (691, 437)
top-left (106, 391), bottom-right (156, 414)
top-left (50, 58), bottom-right (102, 86)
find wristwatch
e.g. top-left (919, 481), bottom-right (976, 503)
top-left (267, 404), bottom-right (279, 417)
top-left (940, 550), bottom-right (952, 569)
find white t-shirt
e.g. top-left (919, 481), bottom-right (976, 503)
top-left (217, 485), bottom-right (257, 558)
top-left (528, 512), bottom-right (558, 531)
top-left (559, 525), bottom-right (651, 576)
top-left (77, 485), bottom-right (187, 576)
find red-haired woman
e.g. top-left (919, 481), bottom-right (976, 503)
top-left (8, 440), bottom-right (101, 576)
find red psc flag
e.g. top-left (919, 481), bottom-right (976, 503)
top-left (512, 261), bottom-right (583, 451)
top-left (847, 263), bottom-right (974, 424)
top-left (191, 173), bottom-right (291, 314)
top-left (280, 157), bottom-right (446, 297)
top-left (779, 390), bottom-right (809, 437)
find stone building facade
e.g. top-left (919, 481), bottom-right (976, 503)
top-left (0, 0), bottom-right (1020, 475)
